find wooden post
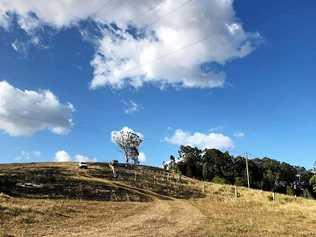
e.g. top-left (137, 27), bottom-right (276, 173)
top-left (234, 186), bottom-right (238, 198)
top-left (272, 192), bottom-right (275, 202)
top-left (109, 164), bottom-right (117, 178)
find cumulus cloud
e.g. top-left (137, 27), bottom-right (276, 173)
top-left (0, 0), bottom-right (260, 90)
top-left (90, 0), bottom-right (260, 89)
top-left (54, 150), bottom-right (71, 162)
top-left (165, 129), bottom-right (234, 150)
top-left (0, 81), bottom-right (74, 136)
top-left (54, 150), bottom-right (96, 162)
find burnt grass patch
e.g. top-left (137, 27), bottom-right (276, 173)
top-left (0, 163), bottom-right (205, 202)
top-left (0, 167), bottom-right (151, 202)
top-left (88, 163), bottom-right (205, 199)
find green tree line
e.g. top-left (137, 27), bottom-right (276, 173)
top-left (167, 145), bottom-right (316, 198)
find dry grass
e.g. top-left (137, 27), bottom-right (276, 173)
top-left (1, 163), bottom-right (316, 236)
top-left (192, 183), bottom-right (316, 236)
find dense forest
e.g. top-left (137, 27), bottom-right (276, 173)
top-left (165, 146), bottom-right (316, 198)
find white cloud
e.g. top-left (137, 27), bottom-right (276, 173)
top-left (138, 152), bottom-right (146, 163)
top-left (0, 81), bottom-right (74, 136)
top-left (123, 100), bottom-right (141, 114)
top-left (165, 129), bottom-right (234, 150)
top-left (54, 150), bottom-right (71, 162)
top-left (0, 0), bottom-right (260, 90)
top-left (74, 154), bottom-right (96, 162)
top-left (54, 150), bottom-right (96, 163)
top-left (15, 150), bottom-right (41, 161)
top-left (234, 132), bottom-right (245, 138)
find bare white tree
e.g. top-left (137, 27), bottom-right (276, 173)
top-left (111, 127), bottom-right (143, 164)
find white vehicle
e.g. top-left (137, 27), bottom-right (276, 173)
top-left (79, 162), bottom-right (88, 169)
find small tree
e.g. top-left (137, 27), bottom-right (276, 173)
top-left (111, 127), bottom-right (143, 164)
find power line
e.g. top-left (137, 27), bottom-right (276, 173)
top-left (106, 33), bottom-right (209, 78)
top-left (91, 0), bottom-right (167, 20)
top-left (143, 0), bottom-right (194, 30)
top-left (89, 0), bottom-right (195, 38)
top-left (89, 0), bottom-right (205, 78)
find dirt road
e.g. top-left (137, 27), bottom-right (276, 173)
top-left (45, 199), bottom-right (207, 237)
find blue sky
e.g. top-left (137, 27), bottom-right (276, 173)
top-left (0, 0), bottom-right (316, 168)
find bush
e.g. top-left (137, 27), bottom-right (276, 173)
top-left (286, 186), bottom-right (294, 196)
top-left (212, 176), bottom-right (227, 184)
top-left (234, 177), bottom-right (246, 186)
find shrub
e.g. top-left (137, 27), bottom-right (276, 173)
top-left (286, 186), bottom-right (294, 196)
top-left (234, 177), bottom-right (246, 186)
top-left (212, 176), bottom-right (227, 184)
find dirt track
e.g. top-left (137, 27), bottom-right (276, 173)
top-left (64, 199), bottom-right (207, 237)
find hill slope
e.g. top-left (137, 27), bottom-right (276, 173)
top-left (1, 163), bottom-right (316, 237)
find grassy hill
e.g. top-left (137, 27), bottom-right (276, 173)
top-left (1, 163), bottom-right (316, 236)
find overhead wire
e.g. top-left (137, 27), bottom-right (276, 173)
top-left (6, 1), bottom-right (213, 136)
top-left (92, 0), bottom-right (207, 79)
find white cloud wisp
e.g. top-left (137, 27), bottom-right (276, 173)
top-left (123, 100), bottom-right (141, 114)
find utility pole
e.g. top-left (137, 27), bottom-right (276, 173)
top-left (245, 153), bottom-right (250, 189)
